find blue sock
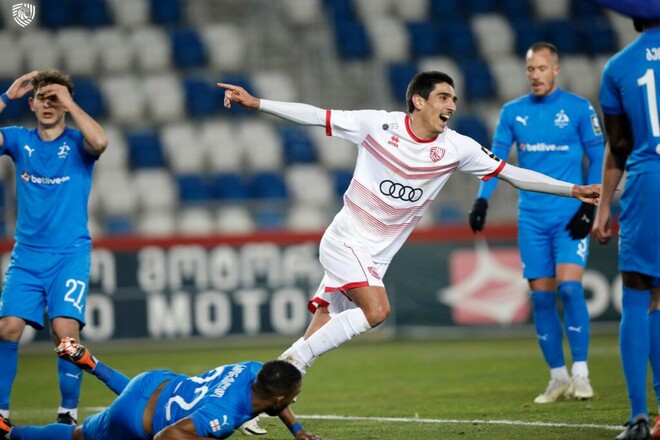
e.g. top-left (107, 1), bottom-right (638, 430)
top-left (531, 291), bottom-right (565, 368)
top-left (91, 361), bottom-right (130, 395)
top-left (11, 423), bottom-right (75, 439)
top-left (0, 340), bottom-right (19, 411)
top-left (558, 281), bottom-right (590, 363)
top-left (649, 310), bottom-right (660, 408)
top-left (57, 358), bottom-right (81, 410)
top-left (620, 286), bottom-right (651, 421)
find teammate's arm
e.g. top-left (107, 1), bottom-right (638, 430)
top-left (0, 71), bottom-right (39, 148)
top-left (153, 417), bottom-right (214, 440)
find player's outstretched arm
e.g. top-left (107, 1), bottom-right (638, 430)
top-left (279, 407), bottom-right (323, 440)
top-left (571, 184), bottom-right (601, 205)
top-left (218, 83), bottom-right (261, 110)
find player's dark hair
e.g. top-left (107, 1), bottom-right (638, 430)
top-left (254, 361), bottom-right (302, 396)
top-left (31, 69), bottom-right (74, 95)
top-left (527, 42), bottom-right (559, 61)
top-left (406, 71), bottom-right (455, 114)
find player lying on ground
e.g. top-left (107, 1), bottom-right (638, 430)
top-left (0, 338), bottom-right (321, 440)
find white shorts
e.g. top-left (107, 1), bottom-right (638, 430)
top-left (308, 233), bottom-right (389, 316)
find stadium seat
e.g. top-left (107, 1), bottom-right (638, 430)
top-left (253, 203), bottom-right (286, 230)
top-left (39, 0), bottom-right (74, 29)
top-left (73, 0), bottom-right (112, 27)
top-left (239, 120), bottom-right (284, 172)
top-left (443, 20), bottom-right (478, 60)
top-left (133, 168), bottom-right (178, 211)
top-left (280, 126), bottom-right (317, 164)
top-left (94, 169), bottom-right (138, 216)
top-left (250, 171), bottom-right (288, 200)
top-left (580, 18), bottom-right (617, 54)
top-left (333, 17), bottom-right (371, 60)
top-left (177, 208), bottom-right (215, 236)
top-left (212, 173), bottom-right (250, 201)
top-left (93, 28), bottom-right (134, 74)
top-left (499, 0), bottom-right (532, 18)
top-left (57, 29), bottom-right (97, 76)
top-left (560, 55), bottom-right (600, 103)
top-left (200, 24), bottom-right (246, 72)
top-left (71, 77), bottom-right (105, 119)
top-left (430, 0), bottom-right (465, 21)
top-left (161, 123), bottom-right (206, 174)
top-left (200, 121), bottom-right (244, 173)
top-left (510, 16), bottom-right (543, 55)
top-left (280, 0), bottom-right (323, 26)
top-left (364, 16), bottom-right (408, 61)
top-left (183, 76), bottom-right (221, 117)
top-left (0, 80), bottom-right (30, 121)
top-left (286, 203), bottom-right (330, 231)
top-left (418, 56), bottom-right (465, 99)
top-left (388, 62), bottom-right (418, 104)
top-left (570, 0), bottom-right (606, 19)
top-left (285, 165), bottom-right (333, 207)
top-left (150, 0), bottom-right (182, 25)
top-left (100, 75), bottom-right (147, 126)
top-left (136, 209), bottom-right (176, 237)
top-left (143, 73), bottom-right (186, 123)
top-left (332, 169), bottom-right (353, 197)
top-left (104, 216), bottom-right (135, 236)
top-left (543, 19), bottom-right (583, 54)
top-left (354, 0), bottom-right (393, 19)
top-left (130, 27), bottom-right (172, 72)
top-left (323, 0), bottom-right (355, 20)
top-left (217, 74), bottom-right (256, 118)
top-left (216, 206), bottom-right (256, 234)
top-left (392, 0), bottom-right (428, 21)
top-left (471, 14), bottom-right (515, 61)
top-left (126, 130), bottom-right (165, 168)
top-left (311, 128), bottom-right (358, 170)
top-left (531, 0), bottom-right (569, 19)
top-left (459, 60), bottom-right (496, 101)
top-left (407, 21), bottom-right (443, 58)
top-left (467, 0), bottom-right (498, 14)
top-left (19, 30), bottom-right (61, 73)
top-left (170, 27), bottom-right (208, 69)
top-left (489, 55), bottom-right (529, 102)
top-left (177, 175), bottom-right (214, 203)
top-left (0, 34), bottom-right (22, 78)
top-left (251, 71), bottom-right (299, 103)
top-left (94, 124), bottom-right (129, 172)
top-left (453, 114), bottom-right (490, 147)
top-left (107, 0), bottom-right (149, 28)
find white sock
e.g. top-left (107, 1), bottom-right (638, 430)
top-left (296, 308), bottom-right (371, 365)
top-left (58, 407), bottom-right (78, 420)
top-left (550, 366), bottom-right (570, 381)
top-left (571, 361), bottom-right (589, 378)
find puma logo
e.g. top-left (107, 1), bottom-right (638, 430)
top-left (515, 116), bottom-right (529, 126)
top-left (567, 326), bottom-right (582, 333)
top-left (24, 145), bottom-right (34, 157)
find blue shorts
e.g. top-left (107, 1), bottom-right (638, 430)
top-left (0, 243), bottom-right (91, 329)
top-left (619, 172), bottom-right (660, 277)
top-left (83, 370), bottom-right (177, 440)
top-left (518, 212), bottom-right (590, 280)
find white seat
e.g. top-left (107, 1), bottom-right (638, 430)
top-left (531, 0), bottom-right (569, 19)
top-left (200, 24), bottom-right (246, 72)
top-left (0, 33), bottom-right (21, 78)
top-left (200, 121), bottom-right (244, 172)
top-left (177, 208), bottom-right (215, 236)
top-left (95, 124), bottom-right (130, 173)
top-left (239, 121), bottom-right (283, 172)
top-left (285, 165), bottom-right (333, 207)
top-left (94, 168), bottom-right (138, 216)
top-left (279, 0), bottom-right (322, 26)
top-left (93, 28), bottom-right (134, 74)
top-left (310, 128), bottom-right (357, 170)
top-left (252, 71), bottom-right (299, 103)
top-left (137, 209), bottom-right (176, 237)
top-left (133, 168), bottom-right (178, 211)
top-left (107, 0), bottom-right (149, 28)
top-left (471, 14), bottom-right (515, 61)
top-left (143, 73), bottom-right (185, 123)
top-left (354, 0), bottom-right (393, 19)
top-left (100, 75), bottom-right (147, 125)
top-left (57, 28), bottom-right (97, 76)
top-left (216, 206), bottom-right (256, 235)
top-left (489, 56), bottom-right (529, 103)
top-left (161, 122), bottom-right (206, 174)
top-left (561, 55), bottom-right (600, 103)
top-left (19, 30), bottom-right (60, 72)
top-left (286, 203), bottom-right (330, 231)
top-left (363, 16), bottom-right (409, 62)
top-left (418, 57), bottom-right (465, 100)
top-left (606, 10), bottom-right (639, 50)
top-left (130, 27), bottom-right (172, 73)
top-left (392, 0), bottom-right (428, 21)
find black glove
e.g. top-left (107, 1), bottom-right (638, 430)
top-left (565, 202), bottom-right (596, 239)
top-left (468, 198), bottom-right (488, 233)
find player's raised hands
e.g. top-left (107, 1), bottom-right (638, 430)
top-left (217, 83), bottom-right (260, 110)
top-left (38, 83), bottom-right (75, 111)
top-left (571, 183), bottom-right (601, 205)
top-left (4, 71), bottom-right (39, 101)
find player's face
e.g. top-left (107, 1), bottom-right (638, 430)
top-left (414, 82), bottom-right (457, 136)
top-left (29, 87), bottom-right (66, 128)
top-left (265, 382), bottom-right (302, 416)
top-left (526, 48), bottom-right (560, 97)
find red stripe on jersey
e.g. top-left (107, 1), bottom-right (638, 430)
top-left (482, 160), bottom-right (507, 181)
top-left (308, 297), bottom-right (330, 314)
top-left (361, 136), bottom-right (458, 180)
top-left (325, 109), bottom-right (332, 136)
top-left (405, 114), bottom-right (437, 143)
top-left (344, 196), bottom-right (426, 237)
top-left (349, 179), bottom-right (432, 217)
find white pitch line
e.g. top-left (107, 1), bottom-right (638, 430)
top-left (296, 414), bottom-right (623, 432)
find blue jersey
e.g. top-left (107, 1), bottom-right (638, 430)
top-left (152, 361), bottom-right (262, 439)
top-left (0, 126), bottom-right (97, 251)
top-left (478, 88), bottom-right (604, 215)
top-left (600, 27), bottom-right (660, 176)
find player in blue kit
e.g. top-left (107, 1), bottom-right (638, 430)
top-left (0, 70), bottom-right (108, 425)
top-left (0, 338), bottom-right (322, 440)
top-left (468, 42), bottom-right (604, 404)
top-left (594, 16), bottom-right (660, 440)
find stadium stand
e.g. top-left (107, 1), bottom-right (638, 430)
top-left (0, 0), bottom-right (637, 237)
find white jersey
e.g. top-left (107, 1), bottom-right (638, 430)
top-left (324, 109), bottom-right (505, 262)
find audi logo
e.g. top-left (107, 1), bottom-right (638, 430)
top-left (379, 180), bottom-right (423, 202)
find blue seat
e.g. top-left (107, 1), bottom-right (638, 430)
top-left (430, 0), bottom-right (465, 21)
top-left (72, 0), bottom-right (111, 27)
top-left (442, 21), bottom-right (477, 60)
top-left (39, 0), bottom-right (74, 29)
top-left (407, 22), bottom-right (443, 58)
top-left (323, 0), bottom-right (354, 20)
top-left (388, 62), bottom-right (418, 104)
top-left (280, 126), bottom-right (317, 164)
top-left (217, 74), bottom-right (255, 117)
top-left (104, 216), bottom-right (134, 236)
top-left (543, 19), bottom-right (583, 54)
top-left (183, 77), bottom-right (221, 117)
top-left (250, 172), bottom-right (288, 200)
top-left (0, 81), bottom-right (30, 121)
top-left (171, 28), bottom-right (207, 68)
top-left (332, 169), bottom-right (353, 197)
top-left (467, 0), bottom-right (498, 14)
top-left (177, 174), bottom-right (214, 203)
top-left (571, 0), bottom-right (606, 19)
top-left (453, 114), bottom-right (490, 147)
top-left (333, 17), bottom-right (371, 60)
top-left (510, 17), bottom-right (543, 55)
top-left (212, 173), bottom-right (250, 201)
top-left (580, 18), bottom-right (617, 54)
top-left (459, 60), bottom-right (496, 101)
top-left (126, 131), bottom-right (165, 168)
top-left (150, 0), bottom-right (181, 25)
top-left (72, 77), bottom-right (105, 119)
top-left (254, 203), bottom-right (286, 230)
top-left (499, 0), bottom-right (532, 18)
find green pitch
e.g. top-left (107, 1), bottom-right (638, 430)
top-left (9, 333), bottom-right (645, 439)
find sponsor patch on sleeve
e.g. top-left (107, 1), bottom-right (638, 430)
top-left (480, 146), bottom-right (501, 162)
top-left (590, 114), bottom-right (602, 135)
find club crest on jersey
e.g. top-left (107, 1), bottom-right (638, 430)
top-left (21, 171), bottom-right (29, 181)
top-left (430, 146), bottom-right (445, 162)
top-left (58, 143), bottom-right (70, 159)
top-left (388, 135), bottom-right (399, 148)
top-left (554, 109), bottom-right (569, 128)
top-left (368, 266), bottom-right (381, 280)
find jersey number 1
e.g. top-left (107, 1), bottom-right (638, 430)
top-left (638, 68), bottom-right (660, 137)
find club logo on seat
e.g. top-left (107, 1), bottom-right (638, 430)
top-left (12, 3), bottom-right (35, 27)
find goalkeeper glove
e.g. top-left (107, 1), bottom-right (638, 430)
top-left (468, 198), bottom-right (488, 232)
top-left (565, 202), bottom-right (596, 239)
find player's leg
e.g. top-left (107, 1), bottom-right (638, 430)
top-left (47, 249), bottom-right (92, 425)
top-left (2, 420), bottom-right (79, 440)
top-left (0, 317), bottom-right (26, 421)
top-left (649, 286), bottom-right (660, 438)
top-left (520, 216), bottom-right (570, 403)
